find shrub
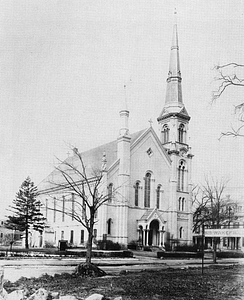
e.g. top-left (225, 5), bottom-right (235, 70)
top-left (164, 242), bottom-right (172, 251)
top-left (157, 251), bottom-right (201, 259)
top-left (175, 243), bottom-right (198, 252)
top-left (106, 240), bottom-right (121, 250)
top-left (143, 246), bottom-right (152, 252)
top-left (123, 250), bottom-right (133, 257)
top-left (96, 240), bottom-right (121, 250)
top-left (128, 240), bottom-right (139, 250)
top-left (44, 241), bottom-right (56, 248)
top-left (217, 251), bottom-right (244, 258)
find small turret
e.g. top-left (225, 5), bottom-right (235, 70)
top-left (119, 85), bottom-right (130, 137)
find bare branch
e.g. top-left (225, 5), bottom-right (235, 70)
top-left (40, 146), bottom-right (124, 264)
top-left (219, 123), bottom-right (244, 139)
top-left (214, 63), bottom-right (244, 69)
top-left (193, 177), bottom-right (233, 232)
top-left (212, 62), bottom-right (244, 137)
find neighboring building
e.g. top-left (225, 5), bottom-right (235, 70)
top-left (226, 200), bottom-right (244, 250)
top-left (193, 197), bottom-right (244, 251)
top-left (0, 220), bottom-right (11, 245)
top-left (38, 20), bottom-right (193, 249)
top-left (0, 220), bottom-right (22, 247)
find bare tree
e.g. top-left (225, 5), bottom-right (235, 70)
top-left (212, 63), bottom-right (244, 137)
top-left (193, 177), bottom-right (235, 263)
top-left (43, 148), bottom-right (119, 276)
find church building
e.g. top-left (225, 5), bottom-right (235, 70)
top-left (38, 20), bottom-right (193, 249)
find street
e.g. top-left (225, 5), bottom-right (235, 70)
top-left (1, 255), bottom-right (244, 282)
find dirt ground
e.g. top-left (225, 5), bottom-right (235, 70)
top-left (4, 264), bottom-right (244, 300)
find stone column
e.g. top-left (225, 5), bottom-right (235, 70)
top-left (147, 230), bottom-right (150, 246)
top-left (137, 228), bottom-right (140, 245)
top-left (141, 228), bottom-right (144, 246)
top-left (159, 230), bottom-right (162, 247)
top-left (143, 229), bottom-right (147, 246)
top-left (144, 229), bottom-right (149, 246)
top-left (162, 230), bottom-right (165, 248)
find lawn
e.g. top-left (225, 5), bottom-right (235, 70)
top-left (4, 264), bottom-right (244, 299)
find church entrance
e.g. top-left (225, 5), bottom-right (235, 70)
top-left (149, 219), bottom-right (159, 246)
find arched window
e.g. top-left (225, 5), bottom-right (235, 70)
top-left (178, 161), bottom-right (186, 191)
top-left (144, 173), bottom-right (151, 208)
top-left (162, 125), bottom-right (169, 143)
top-left (182, 198), bottom-right (185, 211)
top-left (156, 185), bottom-right (161, 209)
top-left (178, 197), bottom-right (181, 211)
top-left (178, 124), bottom-right (185, 143)
top-left (107, 218), bottom-right (112, 235)
top-left (179, 227), bottom-right (184, 239)
top-left (108, 183), bottom-right (113, 202)
top-left (135, 181), bottom-right (140, 207)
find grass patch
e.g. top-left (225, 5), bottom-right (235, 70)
top-left (4, 265), bottom-right (244, 299)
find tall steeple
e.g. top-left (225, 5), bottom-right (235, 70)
top-left (165, 15), bottom-right (182, 105)
top-left (158, 12), bottom-right (190, 122)
top-left (157, 14), bottom-right (193, 247)
top-left (157, 14), bottom-right (190, 148)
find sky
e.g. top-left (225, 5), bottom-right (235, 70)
top-left (0, 0), bottom-right (244, 218)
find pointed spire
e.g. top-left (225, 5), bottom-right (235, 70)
top-left (165, 12), bottom-right (182, 105)
top-left (157, 12), bottom-right (190, 122)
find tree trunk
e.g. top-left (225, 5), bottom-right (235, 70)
top-left (0, 266), bottom-right (4, 295)
top-left (213, 237), bottom-right (217, 264)
top-left (86, 224), bottom-right (94, 264)
top-left (25, 227), bottom-right (29, 249)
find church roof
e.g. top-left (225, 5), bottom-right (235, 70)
top-left (140, 209), bottom-right (154, 220)
top-left (71, 128), bottom-right (146, 171)
top-left (38, 129), bottom-right (146, 193)
top-left (138, 208), bottom-right (166, 225)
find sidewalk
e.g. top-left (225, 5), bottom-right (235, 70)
top-left (1, 251), bottom-right (243, 268)
top-left (1, 252), bottom-right (244, 282)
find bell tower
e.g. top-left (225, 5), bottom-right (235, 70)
top-left (157, 14), bottom-right (193, 245)
top-left (157, 14), bottom-right (190, 152)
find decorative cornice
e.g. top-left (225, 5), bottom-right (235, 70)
top-left (168, 149), bottom-right (179, 155)
top-left (117, 134), bottom-right (131, 142)
top-left (166, 76), bottom-right (182, 83)
top-left (157, 112), bottom-right (190, 122)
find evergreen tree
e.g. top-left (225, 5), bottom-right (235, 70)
top-left (5, 177), bottom-right (45, 249)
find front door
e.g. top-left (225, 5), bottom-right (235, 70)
top-left (149, 220), bottom-right (159, 246)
